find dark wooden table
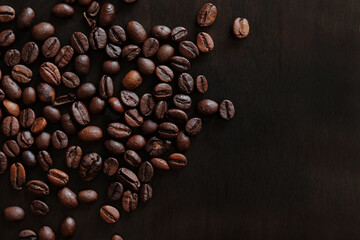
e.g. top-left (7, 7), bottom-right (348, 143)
top-left (1, 0), bottom-right (359, 239)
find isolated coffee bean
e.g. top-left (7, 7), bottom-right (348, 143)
top-left (40, 62), bottom-right (61, 85)
top-left (137, 57), bottom-right (155, 75)
top-left (122, 70), bottom-right (142, 90)
top-left (26, 180), bottom-right (50, 196)
top-left (151, 25), bottom-right (171, 41)
top-left (197, 99), bottom-right (219, 116)
top-left (178, 73), bottom-right (194, 94)
top-left (31, 117), bottom-right (47, 134)
top-left (66, 146), bottom-right (82, 169)
top-left (38, 226), bottom-right (55, 240)
top-left (12, 64), bottom-right (33, 83)
top-left (32, 22), bottom-right (55, 41)
top-left (3, 206), bottom-right (25, 221)
top-left (150, 157), bottom-right (170, 171)
top-left (35, 132), bottom-right (51, 150)
top-left (22, 87), bottom-right (36, 106)
top-left (3, 99), bottom-right (20, 117)
top-left (142, 37), bottom-right (159, 57)
top-left (169, 56), bottom-right (190, 72)
top-left (138, 161), bottom-right (154, 182)
top-left (166, 108), bottom-right (188, 125)
top-left (108, 25), bottom-right (126, 45)
top-left (106, 43), bottom-right (121, 58)
top-left (2, 116), bottom-right (20, 137)
top-left (120, 90), bottom-right (139, 108)
top-left (168, 153), bottom-right (187, 169)
top-left (71, 32), bottom-right (89, 54)
top-left (122, 190), bottom-right (138, 212)
top-left (99, 75), bottom-right (114, 99)
top-left (76, 83), bottom-right (96, 100)
top-left (78, 126), bottom-right (103, 142)
top-left (197, 32), bottom-right (214, 53)
top-left (53, 93), bottom-right (76, 106)
top-left (42, 37), bottom-right (60, 58)
top-left (71, 101), bottom-right (90, 126)
top-left (74, 54), bottom-right (90, 76)
top-left (139, 93), bottom-right (155, 117)
top-left (0, 5), bottom-right (15, 23)
top-left (179, 41), bottom-right (199, 59)
top-left (171, 27), bottom-right (188, 42)
top-left (121, 44), bottom-right (141, 61)
top-left (158, 122), bottom-right (179, 139)
top-left (102, 60), bottom-right (121, 76)
top-left (124, 109), bottom-right (143, 128)
top-left (37, 150), bottom-right (53, 171)
top-left (30, 200), bottom-right (49, 216)
top-left (103, 158), bottom-right (119, 176)
top-left (22, 151), bottom-right (37, 168)
top-left (48, 168), bottom-right (69, 187)
top-left (79, 153), bottom-right (103, 182)
top-left (37, 83), bottom-right (55, 104)
top-left (89, 96), bottom-right (106, 115)
top-left (126, 21), bottom-right (147, 44)
top-left (104, 139), bottom-right (125, 156)
top-left (42, 106), bottom-right (61, 123)
top-left (141, 120), bottom-right (158, 135)
top-left (145, 137), bottom-right (171, 157)
top-left (89, 27), bottom-right (107, 50)
top-left (0, 152), bottom-right (8, 174)
top-left (197, 3), bottom-right (217, 27)
top-left (60, 217), bottom-right (76, 238)
top-left (233, 17), bottom-right (250, 39)
top-left (99, 3), bottom-right (115, 27)
top-left (62, 72), bottom-right (80, 88)
top-left (100, 205), bottom-right (120, 223)
top-left (57, 187), bottom-right (79, 209)
top-left (21, 41), bottom-right (39, 64)
top-left (196, 75), bottom-right (208, 93)
top-left (10, 163), bottom-right (26, 190)
top-left (107, 182), bottom-right (124, 201)
top-left (3, 140), bottom-right (20, 158)
top-left (124, 150), bottom-right (141, 168)
top-left (113, 234), bottom-right (123, 240)
top-left (17, 7), bottom-right (35, 29)
top-left (0, 29), bottom-right (15, 47)
top-left (4, 49), bottom-right (20, 67)
top-left (173, 94), bottom-right (192, 110)
top-left (157, 44), bottom-right (175, 63)
top-left (219, 99), bottom-right (235, 120)
top-left (107, 122), bottom-right (131, 139)
top-left (140, 184), bottom-right (153, 204)
top-left (156, 65), bottom-right (173, 83)
top-left (54, 45), bottom-right (74, 68)
top-left (153, 83), bottom-right (173, 100)
top-left (176, 131), bottom-right (191, 152)
top-left (185, 118), bottom-right (202, 136)
top-left (78, 190), bottom-right (98, 203)
top-left (17, 131), bottom-right (34, 149)
top-left (1, 75), bottom-right (22, 101)
top-left (87, 1), bottom-right (100, 17)
top-left (117, 168), bottom-right (140, 191)
top-left (52, 3), bottom-right (74, 18)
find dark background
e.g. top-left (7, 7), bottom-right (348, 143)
top-left (0, 0), bottom-right (359, 239)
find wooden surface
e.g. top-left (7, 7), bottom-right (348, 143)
top-left (0, 0), bottom-right (359, 239)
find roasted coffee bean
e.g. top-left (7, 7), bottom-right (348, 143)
top-left (37, 150), bottom-right (53, 171)
top-left (71, 32), bottom-right (89, 54)
top-left (53, 93), bottom-right (76, 106)
top-left (10, 163), bottom-right (26, 190)
top-left (71, 101), bottom-right (90, 126)
top-left (0, 5), bottom-right (15, 23)
top-left (17, 131), bottom-right (34, 149)
top-left (37, 83), bottom-right (55, 104)
top-left (32, 22), bottom-right (55, 42)
top-left (66, 146), bottom-right (82, 169)
top-left (122, 190), bottom-right (138, 212)
top-left (100, 205), bottom-right (120, 223)
top-left (185, 118), bottom-right (202, 136)
top-left (154, 101), bottom-right (168, 121)
top-left (139, 93), bottom-right (155, 117)
top-left (19, 229), bottom-right (37, 240)
top-left (179, 41), bottom-right (199, 60)
top-left (0, 152), bottom-right (8, 174)
top-left (54, 45), bottom-right (74, 68)
top-left (38, 226), bottom-right (55, 240)
top-left (197, 3), bottom-right (217, 27)
top-left (99, 3), bottom-right (115, 27)
top-left (138, 161), bottom-right (154, 182)
top-left (168, 153), bottom-right (187, 169)
top-left (78, 190), bottom-right (98, 203)
top-left (104, 139), bottom-right (125, 156)
top-left (74, 54), bottom-right (90, 76)
top-left (233, 17), bottom-right (250, 39)
top-left (51, 130), bottom-right (68, 150)
top-left (3, 140), bottom-right (20, 158)
top-left (62, 72), bottom-right (80, 88)
top-left (12, 64), bottom-right (32, 83)
top-left (157, 44), bottom-right (175, 63)
top-left (173, 94), bottom-right (192, 110)
top-left (79, 153), bottom-right (103, 181)
top-left (35, 132), bottom-right (51, 150)
top-left (17, 7), bottom-right (34, 29)
top-left (26, 180), bottom-right (50, 196)
top-left (60, 217), bottom-right (76, 238)
top-left (57, 187), bottom-right (78, 208)
top-left (52, 3), bottom-right (74, 18)
top-left (153, 83), bottom-right (173, 100)
top-left (113, 235), bottom-right (124, 240)
top-left (158, 122), bottom-right (179, 139)
top-left (31, 117), bottom-right (47, 134)
top-left (89, 96), bottom-right (106, 115)
top-left (1, 75), bottom-right (22, 101)
top-left (124, 150), bottom-right (141, 167)
top-left (219, 99), bottom-right (235, 120)
top-left (122, 70), bottom-right (142, 90)
top-left (169, 56), bottom-right (190, 72)
top-left (197, 99), bottom-right (219, 116)
top-left (103, 158), bottom-right (119, 176)
top-left (151, 25), bottom-right (171, 41)
top-left (141, 119), bottom-right (158, 135)
top-left (42, 37), bottom-right (60, 58)
top-left (120, 90), bottom-right (139, 108)
top-left (2, 116), bottom-right (20, 137)
top-left (107, 122), bottom-right (131, 138)
top-left (124, 109), bottom-right (143, 128)
top-left (40, 62), bottom-right (61, 85)
top-left (21, 42), bottom-right (39, 64)
top-left (48, 169), bottom-right (69, 187)
top-left (121, 44), bottom-right (141, 61)
top-left (197, 32), bottom-right (214, 53)
top-left (0, 29), bottom-right (15, 47)
top-left (22, 151), bottom-right (37, 168)
top-left (99, 75), bottom-right (114, 99)
top-left (108, 97), bottom-right (125, 113)
top-left (3, 99), bottom-right (20, 117)
top-left (137, 57), bottom-right (155, 75)
top-left (140, 183), bottom-right (153, 204)
top-left (108, 25), bottom-right (126, 45)
top-left (89, 27), bottom-right (107, 50)
top-left (196, 75), bottom-right (208, 93)
top-left (142, 37), bottom-right (159, 57)
top-left (30, 200), bottom-right (49, 216)
top-left (78, 126), bottom-right (103, 142)
top-left (22, 87), bottom-right (36, 106)
top-left (166, 108), bottom-right (188, 124)
top-left (3, 206), bottom-right (25, 221)
top-left (42, 106), bottom-right (61, 123)
top-left (87, 1), bottom-right (100, 17)
top-left (176, 131), bottom-right (191, 152)
top-left (77, 83), bottom-right (96, 100)
top-left (108, 182), bottom-right (123, 201)
top-left (145, 137), bottom-right (171, 157)
top-left (126, 21), bottom-right (147, 44)
top-left (150, 157), bottom-right (170, 170)
top-left (106, 43), bottom-right (121, 58)
top-left (4, 49), bottom-right (20, 67)
top-left (171, 27), bottom-right (188, 42)
top-left (117, 168), bottom-right (140, 191)
top-left (103, 60), bottom-right (121, 76)
top-left (156, 65), bottom-right (173, 83)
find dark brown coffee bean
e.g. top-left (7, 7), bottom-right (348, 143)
top-left (145, 137), bottom-right (171, 157)
top-left (32, 22), bottom-right (55, 42)
top-left (173, 94), bottom-right (192, 110)
top-left (87, 1), bottom-right (100, 16)
top-left (21, 42), bottom-right (39, 64)
top-left (89, 27), bottom-right (107, 50)
top-left (197, 32), bottom-right (214, 53)
top-left (78, 126), bottom-right (103, 142)
top-left (22, 151), bottom-right (37, 168)
top-left (0, 29), bottom-right (15, 47)
top-left (3, 99), bottom-right (20, 117)
top-left (100, 205), bottom-right (120, 223)
top-left (4, 49), bottom-right (20, 67)
top-left (37, 83), bottom-right (55, 104)
top-left (176, 131), bottom-right (191, 152)
top-left (141, 119), bottom-right (158, 135)
top-left (108, 25), bottom-right (126, 45)
top-left (22, 87), bottom-right (36, 106)
top-left (169, 56), bottom-right (190, 72)
top-left (142, 37), bottom-right (159, 57)
top-left (60, 217), bottom-right (76, 238)
top-left (3, 140), bottom-right (20, 158)
top-left (3, 206), bottom-right (25, 221)
top-left (126, 21), bottom-right (147, 44)
top-left (12, 64), bottom-right (33, 83)
top-left (42, 106), bottom-right (61, 123)
top-left (150, 157), bottom-right (170, 170)
top-left (19, 229), bottom-right (37, 240)
top-left (104, 139), bottom-right (125, 156)
top-left (197, 3), bottom-right (217, 27)
top-left (140, 183), bottom-right (153, 204)
top-left (158, 122), bottom-right (179, 139)
top-left (124, 150), bottom-right (141, 167)
top-left (17, 131), bottom-right (34, 149)
top-left (62, 72), bottom-right (80, 88)
top-left (66, 146), bottom-right (82, 169)
top-left (54, 45), bottom-right (74, 68)
top-left (151, 25), bottom-right (171, 41)
top-left (196, 75), bottom-right (208, 93)
top-left (171, 27), bottom-right (188, 42)
top-left (35, 132), bottom-right (51, 150)
top-left (30, 117), bottom-right (47, 134)
top-left (38, 226), bottom-right (55, 240)
top-left (53, 93), bottom-right (76, 106)
top-left (124, 109), bottom-right (143, 128)
top-left (10, 163), bottom-right (26, 190)
top-left (219, 99), bottom-right (235, 120)
top-left (99, 3), bottom-right (115, 27)
top-left (52, 3), bottom-right (74, 18)
top-left (138, 161), bottom-right (154, 182)
top-left (74, 54), bottom-right (90, 76)
top-left (1, 75), bottom-right (22, 101)
top-left (78, 190), bottom-right (98, 203)
top-left (71, 32), bottom-right (89, 54)
top-left (122, 70), bottom-right (142, 90)
top-left (0, 5), bottom-right (15, 23)
top-left (2, 116), bottom-right (20, 137)
top-left (121, 44), bottom-right (141, 61)
top-left (153, 83), bottom-right (173, 100)
top-left (179, 41), bottom-right (199, 59)
top-left (89, 96), bottom-right (106, 115)
top-left (37, 150), bottom-right (53, 171)
top-left (102, 60), bottom-right (121, 76)
top-left (107, 182), bottom-right (123, 201)
top-left (99, 75), bottom-right (114, 99)
top-left (0, 152), bottom-right (8, 174)
top-left (26, 180), bottom-right (50, 196)
top-left (107, 122), bottom-right (131, 138)
top-left (155, 65), bottom-right (173, 83)
top-left (122, 190), bottom-right (138, 212)
top-left (77, 83), bottom-right (96, 100)
top-left (57, 187), bottom-right (78, 208)
top-left (157, 44), bottom-right (175, 63)
top-left (17, 7), bottom-right (35, 29)
top-left (30, 200), bottom-right (49, 216)
top-left (168, 153), bottom-right (187, 169)
top-left (154, 101), bottom-right (168, 121)
top-left (120, 90), bottom-right (139, 108)
top-left (108, 97), bottom-right (124, 113)
top-left (166, 108), bottom-right (188, 124)
top-left (103, 158), bottom-right (119, 176)
top-left (48, 168), bottom-right (69, 187)
top-left (71, 101), bottom-right (90, 126)
top-left (233, 17), bottom-right (250, 39)
top-left (116, 168), bottom-right (140, 191)
top-left (185, 118), bottom-right (202, 136)
top-left (139, 93), bottom-right (155, 117)
top-left (51, 130), bottom-right (68, 150)
top-left (42, 37), bottom-right (60, 58)
top-left (106, 43), bottom-right (121, 58)
top-left (79, 153), bottom-right (103, 181)
top-left (197, 99), bottom-right (219, 116)
top-left (39, 62), bottom-right (61, 85)
top-left (137, 57), bottom-right (155, 75)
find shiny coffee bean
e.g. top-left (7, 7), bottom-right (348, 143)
top-left (176, 131), bottom-right (191, 152)
top-left (107, 122), bottom-right (131, 139)
top-left (38, 226), bottom-right (55, 240)
top-left (22, 87), bottom-right (36, 106)
top-left (26, 180), bottom-right (50, 196)
top-left (171, 27), bottom-right (188, 42)
top-left (78, 190), bottom-right (98, 203)
top-left (122, 70), bottom-right (142, 90)
top-left (37, 150), bottom-right (53, 171)
top-left (121, 44), bottom-right (141, 61)
top-left (197, 3), bottom-right (217, 27)
top-left (3, 99), bottom-right (20, 117)
top-left (120, 90), bottom-right (139, 108)
top-left (138, 161), bottom-right (154, 182)
top-left (102, 60), bottom-right (121, 75)
top-left (53, 93), bottom-right (76, 106)
top-left (179, 41), bottom-right (199, 59)
top-left (62, 72), bottom-right (80, 88)
top-left (12, 64), bottom-right (33, 83)
top-left (87, 1), bottom-right (100, 17)
top-left (89, 27), bottom-right (107, 50)
top-left (42, 106), bottom-right (61, 123)
top-left (166, 108), bottom-right (188, 124)
top-left (197, 99), bottom-right (219, 116)
top-left (185, 118), bottom-right (202, 136)
top-left (107, 182), bottom-right (124, 201)
top-left (35, 132), bottom-right (51, 150)
top-left (3, 206), bottom-right (25, 221)
top-left (137, 57), bottom-right (155, 75)
top-left (108, 25), bottom-right (126, 45)
top-left (30, 200), bottom-right (49, 216)
top-left (196, 75), bottom-right (208, 93)
top-left (168, 153), bottom-right (187, 169)
top-left (19, 229), bottom-right (37, 240)
top-left (40, 62), bottom-right (61, 85)
top-left (52, 3), bottom-right (74, 18)
top-left (42, 37), bottom-right (60, 58)
top-left (37, 83), bottom-right (55, 104)
top-left (10, 162), bottom-right (26, 190)
top-left (140, 183), bottom-right (153, 204)
top-left (145, 137), bottom-right (171, 157)
top-left (3, 140), bottom-right (20, 158)
top-left (51, 130), bottom-right (68, 150)
top-left (153, 83), bottom-right (173, 101)
top-left (54, 45), bottom-right (74, 68)
top-left (122, 190), bottom-right (138, 212)
top-left (219, 99), bottom-right (235, 120)
top-left (173, 94), bottom-right (192, 110)
top-left (104, 139), bottom-right (125, 156)
top-left (4, 49), bottom-right (20, 67)
top-left (17, 7), bottom-right (34, 29)
top-left (57, 187), bottom-right (78, 209)
top-left (156, 65), bottom-right (173, 83)
top-left (157, 44), bottom-right (175, 63)
top-left (126, 21), bottom-right (147, 44)
top-left (158, 122), bottom-right (179, 139)
top-left (2, 116), bottom-right (20, 137)
top-left (106, 43), bottom-right (121, 58)
top-left (89, 96), bottom-right (106, 115)
top-left (71, 32), bottom-right (89, 54)
top-left (74, 54), bottom-right (90, 76)
top-left (71, 101), bottom-right (90, 126)
top-left (66, 146), bottom-right (82, 169)
top-left (1, 75), bottom-right (22, 101)
top-left (99, 75), bottom-right (114, 99)
top-left (0, 29), bottom-right (15, 47)
top-left (100, 205), bottom-right (120, 223)
top-left (151, 25), bottom-right (171, 41)
top-left (142, 38), bottom-right (159, 57)
top-left (21, 41), bottom-right (39, 64)
top-left (32, 22), bottom-right (55, 41)
top-left (60, 217), bottom-right (76, 238)
top-left (233, 17), bottom-right (250, 39)
top-left (99, 3), bottom-right (115, 27)
top-left (78, 126), bottom-right (103, 142)
top-left (109, 97), bottom-right (125, 113)
top-left (139, 93), bottom-right (155, 117)
top-left (79, 153), bottom-right (103, 181)
top-left (124, 150), bottom-right (141, 168)
top-left (117, 168), bottom-right (140, 191)
top-left (154, 101), bottom-right (168, 121)
top-left (112, 235), bottom-right (124, 240)
top-left (17, 131), bottom-right (34, 149)
top-left (76, 83), bottom-right (96, 100)
top-left (141, 119), bottom-right (158, 135)
top-left (124, 109), bottom-right (143, 128)
top-left (197, 32), bottom-right (214, 53)
top-left (150, 157), bottom-right (170, 171)
top-left (48, 168), bottom-right (69, 187)
top-left (22, 151), bottom-right (37, 168)
top-left (0, 152), bottom-right (8, 174)
top-left (169, 56), bottom-right (190, 72)
top-left (103, 158), bottom-right (119, 176)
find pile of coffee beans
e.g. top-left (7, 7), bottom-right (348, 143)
top-left (0, 1), bottom-right (246, 239)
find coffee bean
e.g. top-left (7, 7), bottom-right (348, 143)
top-left (3, 206), bottom-right (25, 221)
top-left (124, 150), bottom-right (141, 167)
top-left (78, 126), bottom-right (103, 142)
top-left (22, 151), bottom-right (37, 168)
top-left (4, 49), bottom-right (20, 67)
top-left (0, 29), bottom-right (15, 47)
top-left (139, 93), bottom-right (155, 117)
top-left (37, 150), bottom-right (53, 171)
top-left (140, 183), bottom-right (153, 204)
top-left (99, 3), bottom-right (115, 27)
top-left (40, 62), bottom-right (61, 85)
top-left (52, 3), bottom-right (74, 18)
top-left (137, 57), bottom-right (155, 75)
top-left (38, 226), bottom-right (55, 240)
top-left (22, 87), bottom-right (36, 106)
top-left (158, 122), bottom-right (179, 139)
top-left (171, 27), bottom-right (188, 42)
top-left (156, 65), bottom-right (173, 83)
top-left (154, 101), bottom-right (168, 121)
top-left (57, 187), bottom-right (78, 209)
top-left (12, 64), bottom-right (33, 83)
top-left (89, 27), bottom-right (107, 50)
top-left (105, 43), bottom-right (121, 59)
top-left (169, 56), bottom-right (190, 72)
top-left (99, 75), bottom-right (114, 99)
top-left (10, 163), bottom-right (26, 190)
top-left (54, 45), bottom-right (74, 68)
top-left (87, 1), bottom-right (100, 17)
top-left (62, 72), bottom-right (80, 88)
top-left (173, 94), bottom-right (192, 110)
top-left (233, 17), bottom-right (250, 39)
top-left (51, 130), bottom-right (68, 150)
top-left (168, 153), bottom-right (187, 169)
top-left (108, 97), bottom-right (124, 113)
top-left (60, 217), bottom-right (76, 238)
top-left (179, 41), bottom-right (199, 59)
top-left (26, 180), bottom-right (50, 196)
top-left (121, 44), bottom-right (141, 61)
top-left (19, 229), bottom-right (37, 240)
top-left (197, 3), bottom-right (217, 27)
top-left (17, 7), bottom-right (34, 29)
top-left (141, 119), bottom-right (158, 135)
top-left (108, 25), bottom-right (126, 45)
top-left (142, 37), bottom-right (159, 57)
top-left (126, 21), bottom-right (147, 44)
top-left (3, 140), bottom-right (20, 158)
top-left (30, 200), bottom-right (49, 216)
top-left (197, 32), bottom-right (214, 53)
top-left (0, 5), bottom-right (15, 23)
top-left (89, 96), bottom-right (106, 115)
top-left (107, 122), bottom-right (131, 138)
top-left (1, 75), bottom-right (22, 101)
top-left (176, 131), bottom-right (191, 152)
top-left (3, 99), bottom-right (20, 117)
top-left (37, 83), bottom-right (55, 104)
top-left (103, 60), bottom-right (121, 75)
top-left (30, 117), bottom-right (47, 134)
top-left (79, 153), bottom-right (103, 181)
top-left (166, 108), bottom-right (188, 125)
top-left (66, 146), bottom-right (82, 169)
top-left (153, 83), bottom-right (173, 100)
top-left (100, 205), bottom-right (120, 223)
top-left (104, 139), bottom-right (125, 156)
top-left (17, 131), bottom-right (34, 149)
top-left (120, 90), bottom-right (139, 108)
top-left (122, 190), bottom-right (138, 212)
top-left (138, 161), bottom-right (154, 182)
top-left (42, 37), bottom-right (60, 58)
top-left (185, 118), bottom-right (202, 136)
top-left (151, 25), bottom-right (171, 41)
top-left (150, 157), bottom-right (170, 171)
top-left (103, 158), bottom-right (119, 176)
top-left (0, 152), bottom-right (8, 174)
top-left (71, 101), bottom-right (90, 126)
top-left (32, 22), bottom-right (55, 42)
top-left (219, 99), bottom-right (235, 120)
top-left (71, 32), bottom-right (89, 54)
top-left (157, 44), bottom-right (175, 63)
top-left (2, 116), bottom-right (20, 137)
top-left (53, 93), bottom-right (76, 106)
top-left (122, 70), bottom-right (142, 90)
top-left (74, 54), bottom-right (90, 76)
top-left (48, 168), bottom-right (69, 187)
top-left (42, 106), bottom-right (61, 123)
top-left (78, 190), bottom-right (98, 203)
top-left (113, 235), bottom-right (124, 240)
top-left (145, 137), bottom-right (171, 157)
top-left (35, 132), bottom-right (51, 150)
top-left (21, 42), bottom-right (39, 64)
top-left (124, 109), bottom-right (143, 128)
top-left (197, 99), bottom-right (219, 116)
top-left (108, 182), bottom-right (124, 201)
top-left (195, 75), bottom-right (208, 93)
top-left (117, 168), bottom-right (140, 191)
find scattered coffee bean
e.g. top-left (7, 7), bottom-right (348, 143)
top-left (53, 93), bottom-right (76, 106)
top-left (99, 3), bottom-right (115, 27)
top-left (156, 65), bottom-right (173, 83)
top-left (117, 168), bottom-right (140, 191)
top-left (78, 126), bottom-right (103, 142)
top-left (17, 131), bottom-right (34, 149)
top-left (79, 153), bottom-right (103, 181)
top-left (71, 32), bottom-right (89, 54)
top-left (12, 64), bottom-right (33, 83)
top-left (103, 158), bottom-right (119, 176)
top-left (3, 206), bottom-right (25, 221)
top-left (37, 83), bottom-right (55, 104)
top-left (35, 132), bottom-right (51, 150)
top-left (219, 99), bottom-right (235, 120)
top-left (40, 62), bottom-right (61, 85)
top-left (197, 32), bottom-right (214, 53)
top-left (122, 190), bottom-right (138, 212)
top-left (168, 153), bottom-right (187, 169)
top-left (158, 122), bottom-right (179, 139)
top-left (102, 60), bottom-right (121, 75)
top-left (4, 49), bottom-right (20, 67)
top-left (150, 157), bottom-right (170, 171)
top-left (17, 7), bottom-right (35, 29)
top-left (66, 146), bottom-right (82, 169)
top-left (108, 25), bottom-right (126, 45)
top-left (54, 45), bottom-right (74, 68)
top-left (78, 190), bottom-right (98, 203)
top-left (138, 161), bottom-right (154, 182)
top-left (38, 226), bottom-right (55, 240)
top-left (122, 70), bottom-right (142, 90)
top-left (87, 1), bottom-right (100, 17)
top-left (22, 150), bottom-right (37, 168)
top-left (166, 108), bottom-right (188, 125)
top-left (22, 87), bottom-right (37, 106)
top-left (124, 109), bottom-right (143, 128)
top-left (3, 140), bottom-right (20, 158)
top-left (71, 101), bottom-right (90, 126)
top-left (107, 122), bottom-right (131, 139)
top-left (57, 187), bottom-right (79, 209)
top-left (121, 44), bottom-right (141, 61)
top-left (140, 183), bottom-right (153, 204)
top-left (137, 57), bottom-right (155, 75)
top-left (173, 94), bottom-right (192, 110)
top-left (141, 120), bottom-right (158, 135)
top-left (3, 99), bottom-right (20, 117)
top-left (2, 116), bottom-right (20, 137)
top-left (151, 25), bottom-right (171, 41)
top-left (0, 29), bottom-right (15, 47)
top-left (48, 168), bottom-right (69, 187)
top-left (171, 26), bottom-right (188, 42)
top-left (42, 105), bottom-right (61, 123)
top-left (145, 137), bottom-right (171, 157)
top-left (176, 131), bottom-right (191, 152)
top-left (126, 21), bottom-right (147, 44)
top-left (197, 99), bottom-right (219, 116)
top-left (139, 93), bottom-right (155, 117)
top-left (179, 41), bottom-right (199, 59)
top-left (60, 217), bottom-right (76, 238)
top-left (0, 5), bottom-right (15, 23)
top-left (89, 27), bottom-right (107, 50)
top-left (74, 54), bottom-right (90, 76)
top-left (233, 17), bottom-right (250, 39)
top-left (21, 41), bottom-right (39, 64)
top-left (142, 37), bottom-right (159, 57)
top-left (109, 97), bottom-right (125, 113)
top-left (99, 75), bottom-right (114, 99)
top-left (157, 44), bottom-right (175, 63)
top-left (26, 180), bottom-right (50, 196)
top-left (107, 182), bottom-right (124, 201)
top-left (10, 162), bottom-right (26, 190)
top-left (1, 75), bottom-right (22, 101)
top-left (62, 72), bottom-right (80, 88)
top-left (52, 3), bottom-right (74, 18)
top-left (37, 150), bottom-right (53, 172)
top-left (0, 152), bottom-right (8, 174)
top-left (30, 200), bottom-right (49, 216)
top-left (100, 205), bottom-right (120, 224)
top-left (42, 37), bottom-right (60, 58)
top-left (196, 75), bottom-right (208, 93)
top-left (197, 3), bottom-right (217, 27)
top-left (89, 96), bottom-right (106, 115)
top-left (153, 83), bottom-right (173, 101)
top-left (169, 56), bottom-right (191, 72)
top-left (124, 150), bottom-right (141, 168)
top-left (185, 117), bottom-right (202, 136)
top-left (32, 22), bottom-right (55, 41)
